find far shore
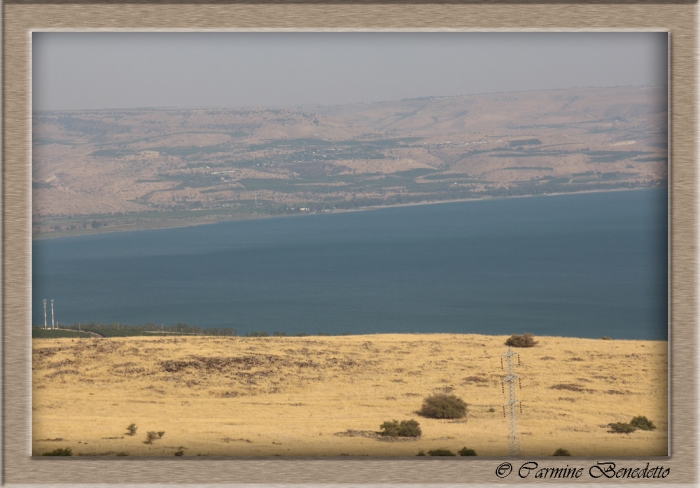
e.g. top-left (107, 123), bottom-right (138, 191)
top-left (32, 186), bottom-right (664, 241)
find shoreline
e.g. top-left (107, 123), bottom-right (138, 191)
top-left (32, 185), bottom-right (664, 241)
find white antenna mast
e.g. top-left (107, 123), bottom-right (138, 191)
top-left (43, 299), bottom-right (47, 329)
top-left (51, 299), bottom-right (55, 329)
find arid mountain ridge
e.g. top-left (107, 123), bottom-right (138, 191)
top-left (32, 85), bottom-right (667, 237)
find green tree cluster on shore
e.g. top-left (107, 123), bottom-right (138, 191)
top-left (33, 322), bottom-right (236, 338)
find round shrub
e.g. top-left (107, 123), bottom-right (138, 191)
top-left (458, 447), bottom-right (477, 456)
top-left (608, 422), bottom-right (636, 434)
top-left (416, 450), bottom-right (426, 456)
top-left (428, 449), bottom-right (456, 456)
top-left (630, 416), bottom-right (656, 431)
top-left (420, 393), bottom-right (467, 419)
top-left (505, 333), bottom-right (537, 348)
top-left (553, 448), bottom-right (572, 456)
top-left (380, 419), bottom-right (422, 437)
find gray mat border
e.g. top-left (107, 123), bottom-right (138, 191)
top-left (3, 2), bottom-right (696, 485)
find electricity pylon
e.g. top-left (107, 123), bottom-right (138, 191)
top-left (501, 346), bottom-right (523, 456)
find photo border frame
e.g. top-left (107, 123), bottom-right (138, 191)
top-left (3, 1), bottom-right (696, 484)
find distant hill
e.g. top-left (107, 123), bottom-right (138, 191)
top-left (32, 85), bottom-right (667, 237)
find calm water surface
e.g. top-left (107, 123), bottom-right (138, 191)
top-left (33, 189), bottom-right (668, 339)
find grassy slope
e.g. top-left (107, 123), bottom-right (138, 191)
top-left (32, 334), bottom-right (667, 457)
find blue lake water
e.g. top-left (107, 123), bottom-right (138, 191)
top-left (32, 189), bottom-right (668, 340)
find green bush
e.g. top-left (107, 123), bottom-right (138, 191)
top-left (420, 393), bottom-right (467, 419)
top-left (458, 447), bottom-right (477, 456)
top-left (428, 449), bottom-right (456, 456)
top-left (42, 448), bottom-right (72, 456)
top-left (416, 450), bottom-right (426, 456)
top-left (505, 333), bottom-right (537, 348)
top-left (126, 423), bottom-right (137, 436)
top-left (630, 416), bottom-right (656, 431)
top-left (608, 422), bottom-right (636, 434)
top-left (380, 419), bottom-right (422, 437)
top-left (145, 431), bottom-right (159, 444)
top-left (157, 431), bottom-right (165, 439)
top-left (553, 448), bottom-right (572, 456)
top-left (174, 446), bottom-right (185, 456)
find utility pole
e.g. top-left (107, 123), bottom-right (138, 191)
top-left (43, 299), bottom-right (47, 329)
top-left (51, 299), bottom-right (55, 329)
top-left (501, 347), bottom-right (523, 456)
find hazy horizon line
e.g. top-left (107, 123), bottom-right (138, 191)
top-left (32, 83), bottom-right (666, 114)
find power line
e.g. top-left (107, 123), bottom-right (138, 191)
top-left (501, 346), bottom-right (523, 456)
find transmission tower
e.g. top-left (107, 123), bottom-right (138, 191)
top-left (501, 346), bottom-right (523, 456)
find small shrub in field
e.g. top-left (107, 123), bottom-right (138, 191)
top-left (416, 450), bottom-right (426, 456)
top-left (428, 449), bottom-right (456, 456)
top-left (458, 447), bottom-right (477, 456)
top-left (394, 419), bottom-right (421, 437)
top-left (273, 331), bottom-right (287, 337)
top-left (505, 333), bottom-right (537, 348)
top-left (488, 407), bottom-right (495, 413)
top-left (157, 431), bottom-right (165, 439)
top-left (420, 394), bottom-right (467, 419)
top-left (380, 419), bottom-right (422, 437)
top-left (174, 446), bottom-right (185, 456)
top-left (553, 448), bottom-right (572, 456)
top-left (116, 452), bottom-right (129, 456)
top-left (608, 422), bottom-right (636, 434)
top-left (43, 448), bottom-right (72, 456)
top-left (125, 423), bottom-right (137, 436)
top-left (145, 431), bottom-right (159, 444)
top-left (601, 336), bottom-right (612, 340)
top-left (630, 416), bottom-right (656, 431)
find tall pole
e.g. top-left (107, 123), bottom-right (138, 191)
top-left (51, 299), bottom-right (55, 329)
top-left (501, 347), bottom-right (522, 456)
top-left (43, 299), bottom-right (47, 329)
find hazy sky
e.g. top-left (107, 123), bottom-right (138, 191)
top-left (33, 32), bottom-right (667, 111)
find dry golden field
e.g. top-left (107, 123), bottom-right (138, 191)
top-left (32, 334), bottom-right (667, 457)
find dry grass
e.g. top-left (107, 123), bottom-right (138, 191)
top-left (32, 334), bottom-right (667, 457)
